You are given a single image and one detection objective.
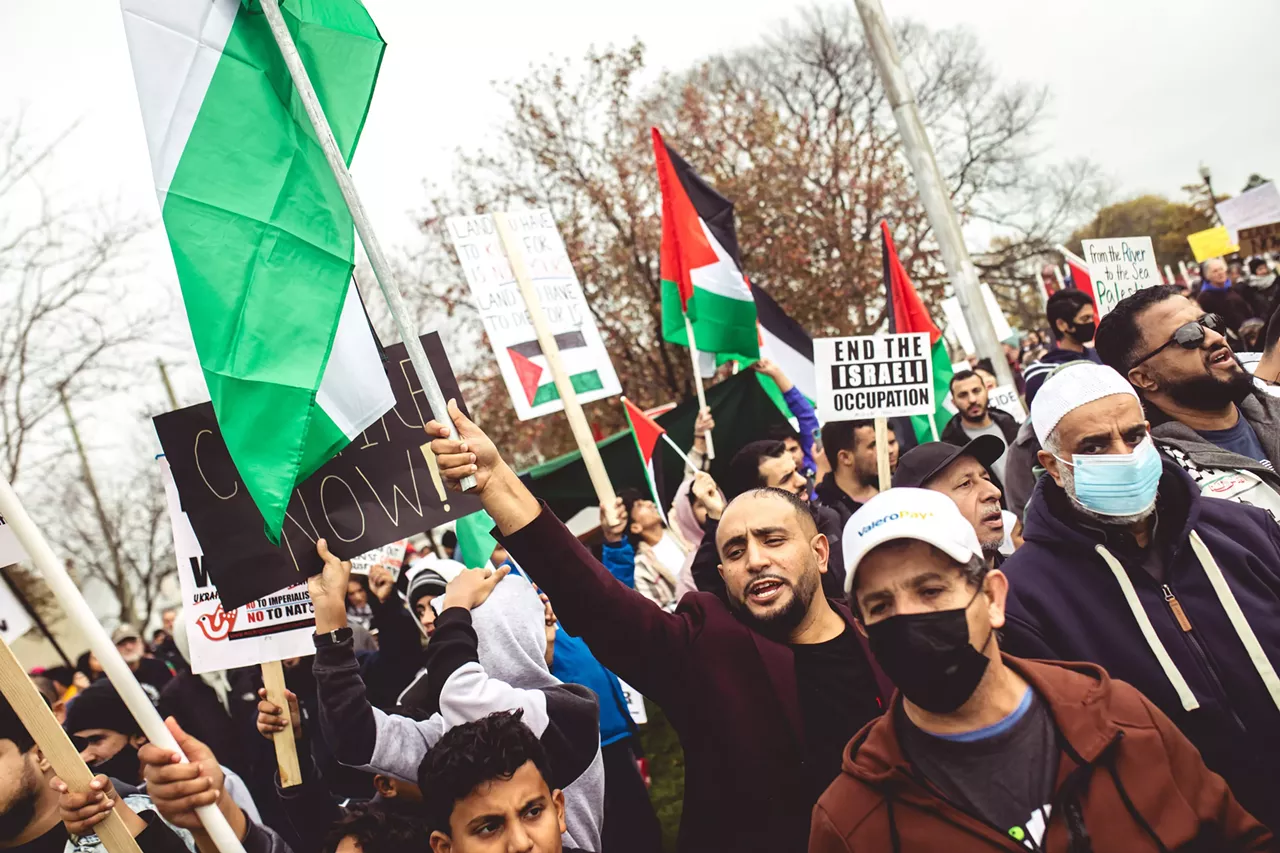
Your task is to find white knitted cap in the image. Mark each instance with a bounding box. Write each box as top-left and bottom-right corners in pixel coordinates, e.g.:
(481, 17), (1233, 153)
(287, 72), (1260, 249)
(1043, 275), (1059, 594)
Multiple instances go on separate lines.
(1031, 361), (1140, 446)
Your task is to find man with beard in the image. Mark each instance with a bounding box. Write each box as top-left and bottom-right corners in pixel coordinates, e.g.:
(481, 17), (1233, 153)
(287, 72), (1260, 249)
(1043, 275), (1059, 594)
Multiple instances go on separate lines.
(812, 488), (1272, 852)
(814, 420), (899, 525)
(999, 361), (1280, 829)
(63, 682), (260, 826)
(891, 437), (1008, 567)
(940, 371), (1018, 488)
(1096, 285), (1280, 516)
(111, 626), (172, 704)
(420, 400), (892, 853)
(0, 695), (193, 853)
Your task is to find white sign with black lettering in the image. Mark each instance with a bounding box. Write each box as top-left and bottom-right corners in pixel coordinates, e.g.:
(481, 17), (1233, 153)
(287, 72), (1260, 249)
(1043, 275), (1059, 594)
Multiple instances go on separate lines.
(814, 333), (935, 422)
(988, 385), (1027, 424)
(160, 458), (315, 674)
(616, 677), (648, 725)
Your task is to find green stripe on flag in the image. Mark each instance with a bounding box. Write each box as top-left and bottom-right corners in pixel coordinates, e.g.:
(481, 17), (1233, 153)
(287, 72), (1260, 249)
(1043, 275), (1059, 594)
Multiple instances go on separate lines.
(456, 509), (498, 568)
(531, 370), (604, 406)
(910, 338), (954, 443)
(661, 279), (760, 361)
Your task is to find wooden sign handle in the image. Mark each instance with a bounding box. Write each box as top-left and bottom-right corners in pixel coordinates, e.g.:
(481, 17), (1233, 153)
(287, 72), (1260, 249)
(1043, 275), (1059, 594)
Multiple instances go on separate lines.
(874, 417), (892, 492)
(0, 637), (142, 853)
(260, 660), (302, 788)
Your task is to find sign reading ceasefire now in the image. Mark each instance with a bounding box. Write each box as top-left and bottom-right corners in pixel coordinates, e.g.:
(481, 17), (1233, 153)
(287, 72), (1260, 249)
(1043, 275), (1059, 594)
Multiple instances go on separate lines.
(814, 333), (935, 422)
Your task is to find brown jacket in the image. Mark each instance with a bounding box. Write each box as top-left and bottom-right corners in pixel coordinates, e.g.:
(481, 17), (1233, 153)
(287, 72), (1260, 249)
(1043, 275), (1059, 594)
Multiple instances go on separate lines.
(811, 656), (1275, 852)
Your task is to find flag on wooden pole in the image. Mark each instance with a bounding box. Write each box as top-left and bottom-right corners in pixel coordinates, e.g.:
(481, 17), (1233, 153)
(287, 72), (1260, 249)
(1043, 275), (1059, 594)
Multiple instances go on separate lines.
(120, 0), (395, 541)
(651, 128), (759, 363)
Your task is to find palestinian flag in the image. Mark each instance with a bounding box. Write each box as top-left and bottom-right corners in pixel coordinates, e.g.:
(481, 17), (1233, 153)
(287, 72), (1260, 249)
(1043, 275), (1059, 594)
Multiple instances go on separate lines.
(1060, 246), (1101, 317)
(652, 128), (759, 363)
(507, 332), (605, 408)
(622, 397), (669, 525)
(882, 221), (952, 444)
(120, 0), (394, 541)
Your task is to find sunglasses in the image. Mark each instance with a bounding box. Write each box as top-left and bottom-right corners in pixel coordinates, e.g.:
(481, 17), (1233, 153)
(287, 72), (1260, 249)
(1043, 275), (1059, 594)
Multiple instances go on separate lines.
(1129, 314), (1224, 369)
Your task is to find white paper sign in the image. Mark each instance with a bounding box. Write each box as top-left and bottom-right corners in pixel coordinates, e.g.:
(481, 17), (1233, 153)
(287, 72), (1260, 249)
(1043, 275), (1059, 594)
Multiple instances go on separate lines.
(987, 384), (1027, 424)
(1217, 182), (1280, 244)
(814, 333), (935, 422)
(616, 677), (648, 725)
(350, 540), (409, 580)
(940, 284), (1014, 355)
(0, 514), (29, 568)
(446, 210), (622, 421)
(0, 578), (33, 644)
(160, 458), (315, 674)
(1081, 237), (1161, 319)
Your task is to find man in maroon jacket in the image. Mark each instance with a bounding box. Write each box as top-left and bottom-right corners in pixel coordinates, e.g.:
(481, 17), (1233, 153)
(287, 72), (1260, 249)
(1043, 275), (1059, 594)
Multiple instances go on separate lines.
(424, 401), (891, 853)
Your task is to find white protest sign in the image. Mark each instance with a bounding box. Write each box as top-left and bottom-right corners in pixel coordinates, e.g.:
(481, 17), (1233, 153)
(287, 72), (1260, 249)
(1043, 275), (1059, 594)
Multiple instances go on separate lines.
(349, 539), (409, 580)
(1081, 237), (1161, 319)
(0, 513), (29, 568)
(814, 333), (935, 422)
(616, 677), (648, 725)
(161, 458), (315, 674)
(939, 284), (1014, 355)
(0, 578), (33, 644)
(446, 210), (622, 421)
(1217, 181), (1280, 243)
(988, 384), (1027, 424)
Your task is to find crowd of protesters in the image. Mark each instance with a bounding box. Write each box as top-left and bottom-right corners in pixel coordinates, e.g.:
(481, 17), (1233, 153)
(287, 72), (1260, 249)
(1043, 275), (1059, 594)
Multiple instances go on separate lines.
(4, 254), (1280, 853)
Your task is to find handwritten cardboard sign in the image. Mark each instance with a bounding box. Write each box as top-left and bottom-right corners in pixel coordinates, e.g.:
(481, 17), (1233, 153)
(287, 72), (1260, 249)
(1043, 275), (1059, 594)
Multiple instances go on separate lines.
(814, 333), (935, 422)
(1081, 237), (1161, 319)
(154, 333), (481, 611)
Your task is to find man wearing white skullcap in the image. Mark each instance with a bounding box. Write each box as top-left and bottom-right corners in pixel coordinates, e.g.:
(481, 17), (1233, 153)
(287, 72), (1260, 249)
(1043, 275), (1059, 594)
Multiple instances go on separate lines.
(999, 358), (1280, 828)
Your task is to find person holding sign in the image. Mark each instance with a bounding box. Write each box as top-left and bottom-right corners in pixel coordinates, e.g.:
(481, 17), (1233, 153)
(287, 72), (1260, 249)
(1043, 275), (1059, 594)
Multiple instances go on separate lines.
(814, 421), (899, 527)
(422, 401), (891, 853)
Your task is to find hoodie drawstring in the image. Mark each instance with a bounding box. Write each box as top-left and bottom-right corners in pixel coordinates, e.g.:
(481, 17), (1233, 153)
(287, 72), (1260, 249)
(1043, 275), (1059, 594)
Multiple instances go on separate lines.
(1105, 757), (1171, 853)
(1095, 544), (1201, 711)
(885, 792), (901, 853)
(1188, 530), (1280, 712)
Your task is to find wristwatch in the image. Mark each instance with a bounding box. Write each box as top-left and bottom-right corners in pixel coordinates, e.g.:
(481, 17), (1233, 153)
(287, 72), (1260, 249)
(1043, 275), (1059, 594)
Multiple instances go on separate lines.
(314, 626), (353, 648)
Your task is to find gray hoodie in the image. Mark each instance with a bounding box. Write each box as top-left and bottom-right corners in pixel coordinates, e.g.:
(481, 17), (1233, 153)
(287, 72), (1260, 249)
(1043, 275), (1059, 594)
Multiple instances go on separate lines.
(315, 573), (604, 853)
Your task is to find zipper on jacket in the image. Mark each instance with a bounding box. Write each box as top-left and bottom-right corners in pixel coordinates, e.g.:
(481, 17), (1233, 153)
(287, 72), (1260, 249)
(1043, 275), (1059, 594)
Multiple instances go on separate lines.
(1159, 581), (1247, 734)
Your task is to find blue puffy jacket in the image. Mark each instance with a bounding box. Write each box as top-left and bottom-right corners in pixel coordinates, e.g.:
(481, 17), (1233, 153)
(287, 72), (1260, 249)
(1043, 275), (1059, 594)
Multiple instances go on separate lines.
(1001, 459), (1280, 828)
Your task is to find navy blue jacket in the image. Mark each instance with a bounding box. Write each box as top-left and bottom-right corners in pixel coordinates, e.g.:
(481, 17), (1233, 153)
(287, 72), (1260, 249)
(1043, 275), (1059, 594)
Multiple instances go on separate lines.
(1001, 459), (1280, 829)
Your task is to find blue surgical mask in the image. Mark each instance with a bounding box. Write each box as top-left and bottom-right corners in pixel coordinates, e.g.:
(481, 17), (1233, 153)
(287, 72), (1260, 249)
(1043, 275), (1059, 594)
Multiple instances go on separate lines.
(1058, 436), (1163, 517)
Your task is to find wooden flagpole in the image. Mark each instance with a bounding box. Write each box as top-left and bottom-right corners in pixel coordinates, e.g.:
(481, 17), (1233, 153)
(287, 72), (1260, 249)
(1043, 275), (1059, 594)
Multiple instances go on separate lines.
(0, 475), (245, 853)
(0, 636), (142, 853)
(874, 418), (892, 491)
(682, 314), (716, 460)
(257, 0), (475, 494)
(491, 213), (619, 525)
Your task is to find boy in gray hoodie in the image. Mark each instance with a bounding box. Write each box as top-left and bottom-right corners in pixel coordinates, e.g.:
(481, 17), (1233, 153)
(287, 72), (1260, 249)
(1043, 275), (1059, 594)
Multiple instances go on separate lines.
(303, 542), (604, 853)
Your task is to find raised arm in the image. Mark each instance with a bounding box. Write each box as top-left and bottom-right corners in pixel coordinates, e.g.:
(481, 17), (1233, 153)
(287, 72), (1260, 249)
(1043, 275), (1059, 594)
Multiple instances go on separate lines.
(427, 401), (697, 706)
(755, 358), (817, 473)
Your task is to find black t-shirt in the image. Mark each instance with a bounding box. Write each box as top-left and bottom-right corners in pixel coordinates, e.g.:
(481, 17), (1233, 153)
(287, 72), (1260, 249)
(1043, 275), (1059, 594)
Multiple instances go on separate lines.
(898, 687), (1059, 849)
(10, 822), (68, 853)
(131, 658), (174, 704)
(791, 624), (883, 802)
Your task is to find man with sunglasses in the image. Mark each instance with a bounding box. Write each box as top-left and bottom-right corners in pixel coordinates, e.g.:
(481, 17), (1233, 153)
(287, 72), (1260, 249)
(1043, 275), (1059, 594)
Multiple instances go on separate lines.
(1096, 285), (1280, 517)
(999, 361), (1280, 829)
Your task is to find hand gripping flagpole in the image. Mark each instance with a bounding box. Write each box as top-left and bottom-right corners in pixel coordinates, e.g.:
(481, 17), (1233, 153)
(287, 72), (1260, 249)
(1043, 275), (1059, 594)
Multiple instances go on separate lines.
(0, 473), (246, 853)
(258, 0), (476, 492)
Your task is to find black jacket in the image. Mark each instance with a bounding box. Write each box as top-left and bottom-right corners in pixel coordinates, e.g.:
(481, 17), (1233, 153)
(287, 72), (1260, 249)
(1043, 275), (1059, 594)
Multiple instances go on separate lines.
(939, 406), (1020, 447)
(814, 473), (864, 529)
(690, 501), (847, 603)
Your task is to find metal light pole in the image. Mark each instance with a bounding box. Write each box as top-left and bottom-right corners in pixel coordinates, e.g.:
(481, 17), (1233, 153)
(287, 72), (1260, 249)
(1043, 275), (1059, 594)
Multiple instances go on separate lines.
(851, 0), (1015, 389)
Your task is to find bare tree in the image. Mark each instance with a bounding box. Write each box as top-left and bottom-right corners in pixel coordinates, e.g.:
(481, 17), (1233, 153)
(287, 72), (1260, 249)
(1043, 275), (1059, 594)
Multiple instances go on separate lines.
(0, 114), (152, 488)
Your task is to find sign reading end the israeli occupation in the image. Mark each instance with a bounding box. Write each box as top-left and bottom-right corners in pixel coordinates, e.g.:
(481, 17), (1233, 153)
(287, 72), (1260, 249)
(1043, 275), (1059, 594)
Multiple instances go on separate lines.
(814, 333), (935, 422)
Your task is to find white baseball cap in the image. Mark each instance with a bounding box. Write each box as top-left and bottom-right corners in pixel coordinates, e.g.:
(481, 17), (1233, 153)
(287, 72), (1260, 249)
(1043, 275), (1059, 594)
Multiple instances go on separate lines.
(842, 488), (984, 595)
(1031, 361), (1139, 447)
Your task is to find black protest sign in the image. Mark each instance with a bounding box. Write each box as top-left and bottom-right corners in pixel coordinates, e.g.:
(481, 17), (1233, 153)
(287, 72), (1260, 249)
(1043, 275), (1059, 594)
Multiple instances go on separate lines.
(154, 333), (481, 611)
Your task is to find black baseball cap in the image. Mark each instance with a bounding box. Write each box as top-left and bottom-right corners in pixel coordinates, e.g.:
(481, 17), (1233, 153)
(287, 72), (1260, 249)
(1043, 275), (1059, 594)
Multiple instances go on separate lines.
(891, 436), (1006, 488)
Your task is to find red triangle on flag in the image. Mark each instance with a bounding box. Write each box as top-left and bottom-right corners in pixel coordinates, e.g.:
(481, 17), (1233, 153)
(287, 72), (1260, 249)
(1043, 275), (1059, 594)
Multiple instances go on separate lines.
(622, 397), (665, 464)
(881, 221), (942, 345)
(1065, 257), (1100, 317)
(652, 127), (719, 311)
(508, 347), (544, 405)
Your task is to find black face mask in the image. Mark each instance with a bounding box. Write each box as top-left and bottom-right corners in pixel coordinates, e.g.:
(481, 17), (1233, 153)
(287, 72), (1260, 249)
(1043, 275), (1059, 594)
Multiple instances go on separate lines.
(864, 589), (992, 714)
(92, 743), (140, 784)
(1068, 320), (1097, 343)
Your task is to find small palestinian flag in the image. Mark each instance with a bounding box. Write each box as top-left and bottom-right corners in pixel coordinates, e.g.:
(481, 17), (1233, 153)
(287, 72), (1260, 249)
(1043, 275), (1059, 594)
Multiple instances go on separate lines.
(882, 221), (952, 444)
(622, 397), (670, 526)
(507, 332), (605, 408)
(652, 128), (760, 363)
